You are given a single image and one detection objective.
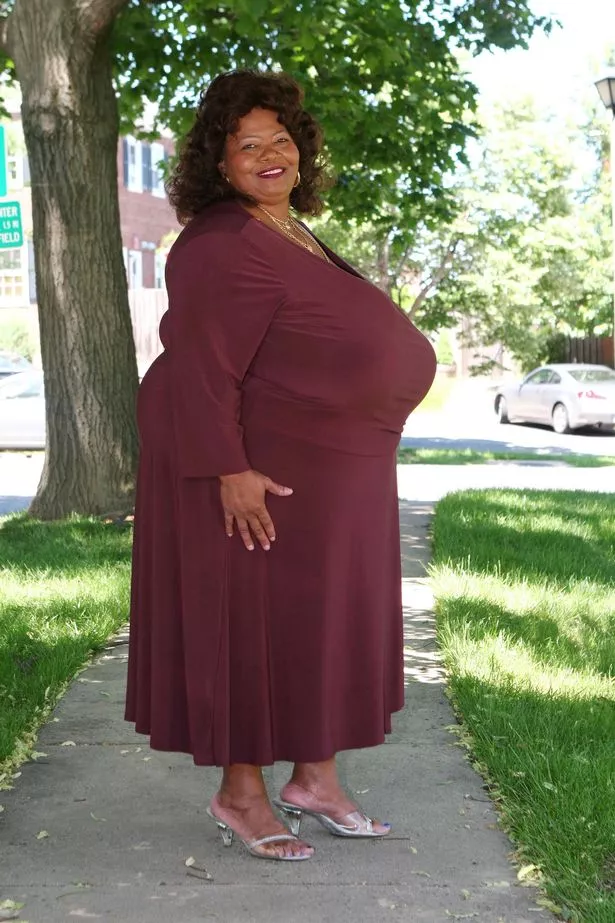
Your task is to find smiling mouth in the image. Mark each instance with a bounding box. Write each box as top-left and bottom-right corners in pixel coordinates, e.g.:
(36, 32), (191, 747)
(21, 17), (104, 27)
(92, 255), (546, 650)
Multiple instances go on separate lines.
(257, 167), (286, 178)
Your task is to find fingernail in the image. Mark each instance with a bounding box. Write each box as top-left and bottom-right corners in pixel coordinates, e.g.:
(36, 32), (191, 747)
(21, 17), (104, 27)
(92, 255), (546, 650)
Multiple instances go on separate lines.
(247, 545), (254, 551)
(270, 535), (276, 542)
(264, 544), (270, 551)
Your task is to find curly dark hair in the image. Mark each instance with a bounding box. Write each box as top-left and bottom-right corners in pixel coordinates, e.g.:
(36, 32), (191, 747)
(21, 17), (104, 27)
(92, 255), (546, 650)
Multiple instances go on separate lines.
(166, 70), (329, 224)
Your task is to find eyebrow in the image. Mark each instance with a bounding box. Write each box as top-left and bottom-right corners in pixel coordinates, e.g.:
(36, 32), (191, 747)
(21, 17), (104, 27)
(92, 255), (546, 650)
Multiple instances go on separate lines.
(234, 128), (289, 142)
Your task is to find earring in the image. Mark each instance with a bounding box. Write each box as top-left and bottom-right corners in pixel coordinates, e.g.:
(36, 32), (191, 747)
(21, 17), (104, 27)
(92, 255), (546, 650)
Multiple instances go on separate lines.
(293, 171), (301, 188)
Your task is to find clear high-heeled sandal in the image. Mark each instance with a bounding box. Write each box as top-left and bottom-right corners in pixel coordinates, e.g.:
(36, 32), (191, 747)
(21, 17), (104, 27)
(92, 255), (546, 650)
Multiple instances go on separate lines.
(274, 798), (391, 838)
(206, 806), (314, 861)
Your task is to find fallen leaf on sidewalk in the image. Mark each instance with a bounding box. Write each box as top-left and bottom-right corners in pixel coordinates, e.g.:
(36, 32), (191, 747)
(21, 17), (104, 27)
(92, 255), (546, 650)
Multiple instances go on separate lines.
(60, 741), (76, 747)
(536, 897), (563, 914)
(517, 863), (542, 884)
(0, 899), (25, 921)
(90, 813), (106, 822)
(35, 830), (49, 839)
(0, 805), (4, 813)
(444, 912), (478, 920)
(184, 857), (213, 881)
(30, 752), (47, 760)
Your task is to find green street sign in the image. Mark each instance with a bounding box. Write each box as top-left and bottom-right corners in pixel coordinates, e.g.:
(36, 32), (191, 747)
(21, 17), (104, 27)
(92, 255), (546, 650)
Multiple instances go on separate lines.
(0, 201), (23, 249)
(0, 126), (6, 198)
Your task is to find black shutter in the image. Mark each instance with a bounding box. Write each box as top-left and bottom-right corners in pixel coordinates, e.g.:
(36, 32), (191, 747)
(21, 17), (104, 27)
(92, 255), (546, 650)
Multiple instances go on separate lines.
(122, 139), (129, 187)
(142, 143), (152, 192)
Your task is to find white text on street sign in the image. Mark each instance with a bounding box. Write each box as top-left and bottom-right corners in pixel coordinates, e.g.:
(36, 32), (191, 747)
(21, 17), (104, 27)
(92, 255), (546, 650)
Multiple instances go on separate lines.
(0, 201), (23, 249)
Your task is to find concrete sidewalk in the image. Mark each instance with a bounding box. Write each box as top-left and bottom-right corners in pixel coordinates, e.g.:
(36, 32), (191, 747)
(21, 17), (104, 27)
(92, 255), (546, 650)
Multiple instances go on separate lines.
(0, 502), (551, 922)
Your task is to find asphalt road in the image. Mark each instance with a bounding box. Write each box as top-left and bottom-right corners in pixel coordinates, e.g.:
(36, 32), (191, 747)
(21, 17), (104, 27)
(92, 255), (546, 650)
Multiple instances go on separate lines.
(402, 384), (615, 458)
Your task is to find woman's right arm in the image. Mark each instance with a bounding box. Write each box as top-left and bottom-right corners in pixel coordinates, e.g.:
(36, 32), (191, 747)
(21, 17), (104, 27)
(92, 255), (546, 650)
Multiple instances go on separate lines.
(164, 229), (291, 549)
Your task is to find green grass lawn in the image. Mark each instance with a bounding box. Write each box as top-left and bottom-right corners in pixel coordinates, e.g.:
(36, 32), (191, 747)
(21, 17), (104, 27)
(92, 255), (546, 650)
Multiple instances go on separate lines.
(398, 447), (615, 467)
(431, 490), (615, 922)
(0, 514), (131, 778)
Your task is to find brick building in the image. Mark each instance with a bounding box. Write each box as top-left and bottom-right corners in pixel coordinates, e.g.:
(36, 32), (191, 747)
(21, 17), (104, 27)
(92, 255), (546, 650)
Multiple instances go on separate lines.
(0, 108), (179, 308)
(117, 135), (179, 289)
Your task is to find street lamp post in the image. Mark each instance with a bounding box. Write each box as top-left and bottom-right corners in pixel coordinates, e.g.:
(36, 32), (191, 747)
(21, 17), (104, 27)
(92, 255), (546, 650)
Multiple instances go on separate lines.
(595, 76), (615, 367)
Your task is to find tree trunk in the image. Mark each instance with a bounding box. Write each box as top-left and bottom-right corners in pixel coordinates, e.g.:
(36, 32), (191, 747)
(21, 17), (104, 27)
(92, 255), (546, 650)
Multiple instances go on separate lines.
(8, 0), (138, 519)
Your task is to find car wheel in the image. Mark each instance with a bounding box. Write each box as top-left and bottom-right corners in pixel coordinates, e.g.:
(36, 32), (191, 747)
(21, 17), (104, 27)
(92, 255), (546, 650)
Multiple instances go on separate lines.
(496, 396), (509, 424)
(552, 403), (570, 435)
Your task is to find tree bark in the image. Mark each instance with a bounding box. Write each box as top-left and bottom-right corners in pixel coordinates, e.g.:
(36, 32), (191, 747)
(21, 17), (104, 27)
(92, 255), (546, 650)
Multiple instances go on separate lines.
(8, 0), (138, 519)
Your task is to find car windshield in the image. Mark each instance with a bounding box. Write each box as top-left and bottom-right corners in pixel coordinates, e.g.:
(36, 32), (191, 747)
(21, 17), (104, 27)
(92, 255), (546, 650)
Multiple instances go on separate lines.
(567, 368), (615, 384)
(0, 370), (43, 398)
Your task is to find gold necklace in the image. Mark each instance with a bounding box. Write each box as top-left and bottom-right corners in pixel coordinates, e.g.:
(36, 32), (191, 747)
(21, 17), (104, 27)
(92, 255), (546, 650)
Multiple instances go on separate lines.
(255, 204), (332, 263)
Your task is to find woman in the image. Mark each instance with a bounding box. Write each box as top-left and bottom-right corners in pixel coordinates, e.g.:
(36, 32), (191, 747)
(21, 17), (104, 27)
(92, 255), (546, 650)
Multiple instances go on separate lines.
(125, 70), (436, 862)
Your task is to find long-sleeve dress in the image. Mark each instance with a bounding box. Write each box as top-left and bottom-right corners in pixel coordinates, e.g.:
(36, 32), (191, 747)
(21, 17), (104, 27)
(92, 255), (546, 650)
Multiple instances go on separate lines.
(125, 200), (437, 767)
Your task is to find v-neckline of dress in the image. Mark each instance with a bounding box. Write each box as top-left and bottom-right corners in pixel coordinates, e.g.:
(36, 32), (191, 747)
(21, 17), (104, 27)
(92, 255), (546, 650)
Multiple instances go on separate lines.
(230, 200), (365, 281)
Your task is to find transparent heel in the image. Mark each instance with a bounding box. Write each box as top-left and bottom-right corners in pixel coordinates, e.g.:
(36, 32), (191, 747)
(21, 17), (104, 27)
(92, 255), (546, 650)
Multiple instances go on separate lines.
(274, 797), (391, 839)
(213, 818), (234, 847)
(206, 805), (313, 861)
(278, 805), (303, 836)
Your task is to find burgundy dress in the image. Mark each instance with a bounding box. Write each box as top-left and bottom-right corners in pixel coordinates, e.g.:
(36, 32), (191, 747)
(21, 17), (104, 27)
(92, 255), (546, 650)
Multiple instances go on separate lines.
(125, 200), (436, 767)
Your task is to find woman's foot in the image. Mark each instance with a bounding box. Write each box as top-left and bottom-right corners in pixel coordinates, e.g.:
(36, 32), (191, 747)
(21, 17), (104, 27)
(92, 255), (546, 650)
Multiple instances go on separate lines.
(212, 790), (314, 859)
(281, 761), (390, 835)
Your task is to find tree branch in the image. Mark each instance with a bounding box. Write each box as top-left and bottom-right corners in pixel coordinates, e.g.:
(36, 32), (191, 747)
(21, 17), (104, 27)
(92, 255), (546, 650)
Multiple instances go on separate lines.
(390, 241), (414, 292)
(77, 0), (130, 35)
(408, 236), (461, 318)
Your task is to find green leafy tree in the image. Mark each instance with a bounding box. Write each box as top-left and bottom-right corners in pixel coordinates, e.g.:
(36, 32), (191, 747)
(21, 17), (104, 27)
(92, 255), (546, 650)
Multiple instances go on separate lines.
(0, 0), (550, 517)
(322, 96), (611, 373)
(429, 100), (613, 371)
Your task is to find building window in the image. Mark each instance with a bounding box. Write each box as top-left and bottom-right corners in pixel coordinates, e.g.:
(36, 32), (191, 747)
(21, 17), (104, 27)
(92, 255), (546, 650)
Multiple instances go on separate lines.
(141, 143), (152, 192)
(7, 156), (23, 190)
(127, 249), (143, 288)
(150, 142), (167, 198)
(122, 137), (143, 193)
(0, 246), (26, 304)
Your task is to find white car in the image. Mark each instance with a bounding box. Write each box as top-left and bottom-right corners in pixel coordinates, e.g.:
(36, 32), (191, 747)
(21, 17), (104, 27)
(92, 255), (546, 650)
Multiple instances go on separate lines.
(0, 369), (45, 448)
(494, 364), (615, 434)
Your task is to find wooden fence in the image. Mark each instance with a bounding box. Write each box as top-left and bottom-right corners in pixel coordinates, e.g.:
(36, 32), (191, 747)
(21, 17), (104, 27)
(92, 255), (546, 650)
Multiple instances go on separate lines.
(128, 288), (168, 376)
(563, 335), (614, 368)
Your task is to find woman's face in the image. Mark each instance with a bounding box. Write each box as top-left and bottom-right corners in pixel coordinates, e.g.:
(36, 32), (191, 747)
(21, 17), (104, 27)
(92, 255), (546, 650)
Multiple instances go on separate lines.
(220, 107), (300, 207)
